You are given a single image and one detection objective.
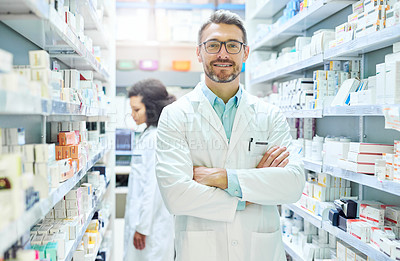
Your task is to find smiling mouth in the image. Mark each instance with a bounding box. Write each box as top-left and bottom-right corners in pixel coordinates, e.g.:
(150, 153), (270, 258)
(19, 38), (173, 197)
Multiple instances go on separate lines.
(213, 64), (233, 67)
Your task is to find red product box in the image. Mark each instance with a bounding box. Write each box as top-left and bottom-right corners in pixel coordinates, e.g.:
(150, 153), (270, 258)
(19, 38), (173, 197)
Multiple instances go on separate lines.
(59, 132), (75, 146)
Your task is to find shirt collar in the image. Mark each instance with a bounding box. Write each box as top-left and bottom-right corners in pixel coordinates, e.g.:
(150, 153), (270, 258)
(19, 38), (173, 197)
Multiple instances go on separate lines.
(201, 82), (242, 108)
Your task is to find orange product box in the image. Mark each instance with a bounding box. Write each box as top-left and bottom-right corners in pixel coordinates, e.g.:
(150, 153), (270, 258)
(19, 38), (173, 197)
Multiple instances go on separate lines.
(70, 144), (81, 159)
(62, 146), (71, 159)
(72, 155), (85, 171)
(172, 60), (191, 71)
(59, 132), (75, 146)
(55, 146), (63, 160)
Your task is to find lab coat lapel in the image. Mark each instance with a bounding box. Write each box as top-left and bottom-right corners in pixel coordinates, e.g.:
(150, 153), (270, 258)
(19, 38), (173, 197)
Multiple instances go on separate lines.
(227, 90), (256, 159)
(189, 84), (228, 147)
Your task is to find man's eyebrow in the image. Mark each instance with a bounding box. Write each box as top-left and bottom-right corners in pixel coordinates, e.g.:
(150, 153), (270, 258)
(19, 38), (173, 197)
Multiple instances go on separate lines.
(203, 38), (242, 42)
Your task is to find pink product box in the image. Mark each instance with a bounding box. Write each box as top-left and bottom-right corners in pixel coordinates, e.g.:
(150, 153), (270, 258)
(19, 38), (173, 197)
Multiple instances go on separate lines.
(139, 60), (158, 71)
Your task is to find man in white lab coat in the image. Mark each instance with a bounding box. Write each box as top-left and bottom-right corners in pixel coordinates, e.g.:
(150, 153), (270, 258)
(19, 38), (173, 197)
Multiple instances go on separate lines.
(156, 10), (305, 261)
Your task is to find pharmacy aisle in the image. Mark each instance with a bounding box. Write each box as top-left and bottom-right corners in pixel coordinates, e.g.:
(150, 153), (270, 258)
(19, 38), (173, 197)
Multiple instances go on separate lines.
(0, 0), (116, 260)
(246, 0), (400, 260)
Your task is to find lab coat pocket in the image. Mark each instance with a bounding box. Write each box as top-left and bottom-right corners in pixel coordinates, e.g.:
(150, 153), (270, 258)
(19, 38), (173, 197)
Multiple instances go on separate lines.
(250, 141), (268, 157)
(250, 230), (285, 261)
(179, 231), (217, 261)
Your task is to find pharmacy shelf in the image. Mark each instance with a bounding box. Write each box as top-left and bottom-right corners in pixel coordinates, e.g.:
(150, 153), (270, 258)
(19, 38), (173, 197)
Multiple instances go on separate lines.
(81, 0), (110, 49)
(250, 54), (324, 85)
(0, 0), (49, 19)
(302, 158), (323, 173)
(282, 105), (400, 118)
(252, 0), (355, 50)
(248, 0), (290, 20)
(0, 90), (108, 120)
(0, 149), (107, 255)
(285, 203), (394, 260)
(88, 215), (112, 261)
(324, 24), (400, 60)
(321, 221), (393, 261)
(1, 7), (110, 82)
(282, 239), (305, 261)
(284, 109), (323, 119)
(323, 164), (400, 197)
(284, 109), (323, 118)
(60, 185), (108, 261)
(285, 203), (323, 228)
(324, 105), (384, 116)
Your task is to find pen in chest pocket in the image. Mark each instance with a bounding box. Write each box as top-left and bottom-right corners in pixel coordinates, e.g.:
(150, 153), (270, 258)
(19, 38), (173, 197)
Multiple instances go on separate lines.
(248, 138), (269, 151)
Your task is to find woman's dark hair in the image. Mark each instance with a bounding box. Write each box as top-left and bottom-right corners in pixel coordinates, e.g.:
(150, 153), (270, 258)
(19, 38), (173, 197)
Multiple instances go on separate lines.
(128, 79), (176, 127)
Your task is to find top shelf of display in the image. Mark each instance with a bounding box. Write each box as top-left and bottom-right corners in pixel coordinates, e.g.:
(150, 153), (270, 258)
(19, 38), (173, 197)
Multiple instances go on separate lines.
(248, 0), (290, 20)
(0, 0), (111, 82)
(252, 0), (356, 50)
(0, 0), (49, 19)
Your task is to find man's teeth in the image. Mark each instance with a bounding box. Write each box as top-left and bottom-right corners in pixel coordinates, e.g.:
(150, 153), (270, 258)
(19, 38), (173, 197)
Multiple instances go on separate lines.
(215, 64), (231, 67)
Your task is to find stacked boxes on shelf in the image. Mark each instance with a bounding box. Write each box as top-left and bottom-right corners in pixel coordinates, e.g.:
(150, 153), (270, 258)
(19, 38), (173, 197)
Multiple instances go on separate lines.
(328, 199), (400, 259)
(338, 142), (394, 175)
(330, 0), (400, 48)
(282, 206), (337, 259)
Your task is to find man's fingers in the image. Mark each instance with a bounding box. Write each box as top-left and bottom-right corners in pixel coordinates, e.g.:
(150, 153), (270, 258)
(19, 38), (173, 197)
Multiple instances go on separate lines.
(277, 158), (289, 168)
(257, 146), (279, 168)
(263, 147), (287, 167)
(271, 151), (290, 167)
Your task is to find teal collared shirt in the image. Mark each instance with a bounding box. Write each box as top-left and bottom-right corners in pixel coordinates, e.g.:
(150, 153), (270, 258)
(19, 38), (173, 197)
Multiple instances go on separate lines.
(201, 83), (245, 211)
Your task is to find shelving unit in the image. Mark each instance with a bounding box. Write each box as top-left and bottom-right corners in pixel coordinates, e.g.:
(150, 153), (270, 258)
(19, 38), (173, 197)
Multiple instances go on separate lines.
(323, 165), (400, 197)
(252, 0), (355, 50)
(0, 0), (116, 259)
(1, 6), (110, 82)
(60, 185), (109, 261)
(246, 0), (400, 259)
(321, 222), (394, 261)
(0, 149), (108, 255)
(324, 24), (400, 59)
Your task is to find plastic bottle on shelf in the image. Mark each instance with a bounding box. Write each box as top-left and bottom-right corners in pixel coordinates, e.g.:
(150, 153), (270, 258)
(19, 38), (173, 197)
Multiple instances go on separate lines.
(311, 135), (324, 161)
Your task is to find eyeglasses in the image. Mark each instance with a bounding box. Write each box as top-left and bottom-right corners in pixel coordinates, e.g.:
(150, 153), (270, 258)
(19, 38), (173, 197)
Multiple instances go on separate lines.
(199, 40), (246, 54)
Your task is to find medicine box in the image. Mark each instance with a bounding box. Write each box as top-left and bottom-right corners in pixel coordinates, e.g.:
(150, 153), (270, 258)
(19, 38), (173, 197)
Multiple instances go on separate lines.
(29, 50), (50, 69)
(349, 142), (394, 154)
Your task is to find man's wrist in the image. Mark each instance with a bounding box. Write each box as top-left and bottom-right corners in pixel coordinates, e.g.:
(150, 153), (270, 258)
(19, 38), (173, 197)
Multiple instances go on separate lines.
(216, 168), (228, 189)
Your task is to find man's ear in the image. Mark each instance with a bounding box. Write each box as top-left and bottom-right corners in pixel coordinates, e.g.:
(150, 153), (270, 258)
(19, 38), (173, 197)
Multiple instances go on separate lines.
(196, 46), (203, 63)
(242, 45), (250, 63)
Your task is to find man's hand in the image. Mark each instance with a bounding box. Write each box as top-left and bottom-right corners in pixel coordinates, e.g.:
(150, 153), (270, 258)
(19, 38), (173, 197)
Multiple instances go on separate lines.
(193, 167), (227, 189)
(257, 146), (289, 168)
(133, 231), (146, 250)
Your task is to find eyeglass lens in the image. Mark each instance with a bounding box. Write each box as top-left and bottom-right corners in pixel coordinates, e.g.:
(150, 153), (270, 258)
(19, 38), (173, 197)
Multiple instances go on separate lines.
(205, 41), (242, 54)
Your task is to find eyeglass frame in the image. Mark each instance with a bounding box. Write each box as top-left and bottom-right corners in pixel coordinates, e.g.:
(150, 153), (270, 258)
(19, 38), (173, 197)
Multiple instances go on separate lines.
(198, 39), (247, 54)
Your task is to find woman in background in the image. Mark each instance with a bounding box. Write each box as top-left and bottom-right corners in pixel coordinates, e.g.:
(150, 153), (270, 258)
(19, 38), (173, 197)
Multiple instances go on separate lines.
(124, 79), (175, 261)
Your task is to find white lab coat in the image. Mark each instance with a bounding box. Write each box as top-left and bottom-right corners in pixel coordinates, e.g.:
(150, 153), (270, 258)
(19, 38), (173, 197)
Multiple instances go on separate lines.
(124, 126), (174, 261)
(156, 83), (305, 261)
